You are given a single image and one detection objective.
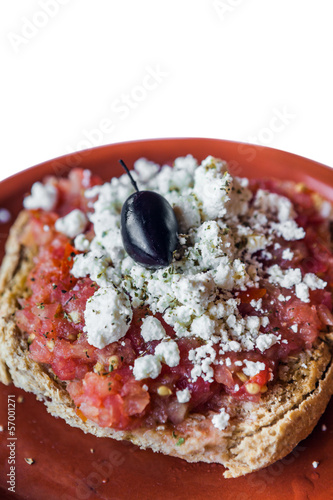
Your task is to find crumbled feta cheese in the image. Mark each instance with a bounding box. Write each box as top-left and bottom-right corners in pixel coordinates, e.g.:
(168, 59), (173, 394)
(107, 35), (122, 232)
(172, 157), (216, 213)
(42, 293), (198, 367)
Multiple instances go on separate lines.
(174, 154), (198, 173)
(72, 251), (112, 287)
(141, 316), (166, 342)
(55, 209), (88, 238)
(295, 283), (310, 303)
(23, 182), (58, 211)
(189, 343), (216, 382)
(256, 334), (280, 352)
(254, 190), (295, 222)
(290, 324), (298, 333)
(134, 157), (160, 181)
(261, 317), (270, 327)
(261, 250), (273, 260)
(74, 234), (90, 251)
(268, 266), (302, 288)
(84, 286), (132, 348)
(155, 340), (180, 367)
(243, 360), (266, 378)
(191, 314), (216, 341)
(246, 234), (267, 254)
(169, 193), (201, 232)
(176, 388), (191, 403)
(303, 273), (327, 290)
(171, 272), (216, 313)
(312, 461), (319, 469)
(278, 294), (291, 302)
(228, 340), (242, 352)
(250, 298), (262, 311)
(246, 316), (260, 331)
(272, 220), (305, 241)
(66, 154), (325, 374)
(133, 355), (162, 380)
(282, 248), (294, 260)
(212, 408), (230, 431)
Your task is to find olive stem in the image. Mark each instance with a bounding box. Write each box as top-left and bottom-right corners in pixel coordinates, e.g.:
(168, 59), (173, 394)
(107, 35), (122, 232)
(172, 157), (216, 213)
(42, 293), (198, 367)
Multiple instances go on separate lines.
(119, 159), (139, 192)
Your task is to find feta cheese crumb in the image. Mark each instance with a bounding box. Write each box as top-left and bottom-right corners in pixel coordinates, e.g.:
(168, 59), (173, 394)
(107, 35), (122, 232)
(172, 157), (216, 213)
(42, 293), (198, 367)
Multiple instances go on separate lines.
(312, 461), (319, 469)
(268, 266), (302, 288)
(272, 220), (305, 241)
(189, 343), (216, 382)
(134, 157), (159, 181)
(84, 286), (132, 348)
(278, 294), (291, 302)
(133, 355), (162, 380)
(141, 316), (166, 342)
(282, 248), (294, 260)
(74, 234), (90, 251)
(261, 316), (270, 327)
(290, 324), (298, 333)
(155, 340), (180, 367)
(176, 388), (191, 403)
(256, 334), (280, 352)
(250, 298), (263, 311)
(55, 209), (88, 238)
(243, 360), (266, 378)
(212, 408), (230, 431)
(23, 182), (58, 211)
(295, 283), (310, 303)
(303, 273), (327, 290)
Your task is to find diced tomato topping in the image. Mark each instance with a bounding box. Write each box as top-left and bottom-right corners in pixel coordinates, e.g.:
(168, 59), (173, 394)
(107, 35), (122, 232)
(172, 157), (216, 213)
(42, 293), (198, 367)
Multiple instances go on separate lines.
(16, 172), (333, 431)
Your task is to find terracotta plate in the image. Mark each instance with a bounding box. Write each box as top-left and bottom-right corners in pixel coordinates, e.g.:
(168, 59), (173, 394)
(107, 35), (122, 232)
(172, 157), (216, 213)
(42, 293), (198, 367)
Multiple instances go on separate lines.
(0, 138), (333, 500)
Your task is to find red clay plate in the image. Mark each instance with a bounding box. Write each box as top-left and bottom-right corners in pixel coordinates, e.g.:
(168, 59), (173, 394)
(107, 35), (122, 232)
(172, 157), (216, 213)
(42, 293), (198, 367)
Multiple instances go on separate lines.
(0, 138), (333, 500)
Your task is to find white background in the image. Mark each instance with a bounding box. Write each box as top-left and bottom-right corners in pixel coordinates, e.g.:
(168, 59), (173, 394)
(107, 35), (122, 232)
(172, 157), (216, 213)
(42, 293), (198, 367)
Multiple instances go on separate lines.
(1, 0), (333, 182)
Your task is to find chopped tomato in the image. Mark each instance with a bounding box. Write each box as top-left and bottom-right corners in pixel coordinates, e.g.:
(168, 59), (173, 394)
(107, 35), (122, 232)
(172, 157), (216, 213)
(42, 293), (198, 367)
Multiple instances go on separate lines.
(16, 171), (333, 431)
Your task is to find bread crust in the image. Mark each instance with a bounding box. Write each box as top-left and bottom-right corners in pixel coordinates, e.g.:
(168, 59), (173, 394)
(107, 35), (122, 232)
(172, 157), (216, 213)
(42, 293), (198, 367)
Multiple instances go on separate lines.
(1, 212), (333, 478)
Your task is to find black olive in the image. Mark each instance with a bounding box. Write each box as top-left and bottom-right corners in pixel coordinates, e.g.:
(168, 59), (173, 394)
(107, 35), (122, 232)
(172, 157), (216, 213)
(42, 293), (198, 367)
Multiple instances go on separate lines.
(121, 191), (178, 269)
(119, 160), (178, 269)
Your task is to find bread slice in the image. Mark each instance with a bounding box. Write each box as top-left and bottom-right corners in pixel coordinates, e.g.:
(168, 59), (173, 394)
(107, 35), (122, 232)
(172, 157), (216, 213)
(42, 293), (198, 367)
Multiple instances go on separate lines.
(1, 211), (333, 478)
